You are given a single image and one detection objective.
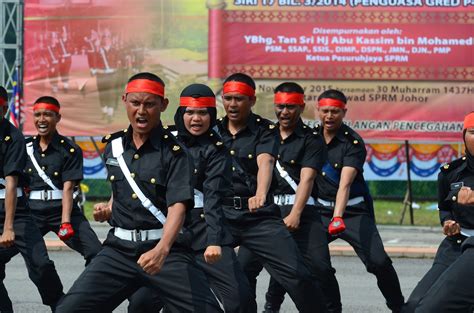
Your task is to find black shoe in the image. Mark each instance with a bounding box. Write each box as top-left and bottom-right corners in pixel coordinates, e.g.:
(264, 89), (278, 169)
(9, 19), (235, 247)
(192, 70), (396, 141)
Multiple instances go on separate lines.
(262, 303), (280, 313)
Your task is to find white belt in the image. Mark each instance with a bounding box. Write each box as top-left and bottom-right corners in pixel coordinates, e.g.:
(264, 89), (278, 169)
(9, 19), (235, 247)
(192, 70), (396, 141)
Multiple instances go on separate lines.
(0, 188), (23, 199)
(274, 194), (315, 206)
(317, 196), (364, 207)
(114, 227), (163, 241)
(29, 190), (63, 201)
(461, 228), (474, 237)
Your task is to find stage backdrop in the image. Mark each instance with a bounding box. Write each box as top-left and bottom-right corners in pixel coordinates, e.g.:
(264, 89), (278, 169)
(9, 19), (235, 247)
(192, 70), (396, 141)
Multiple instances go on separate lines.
(22, 0), (473, 180)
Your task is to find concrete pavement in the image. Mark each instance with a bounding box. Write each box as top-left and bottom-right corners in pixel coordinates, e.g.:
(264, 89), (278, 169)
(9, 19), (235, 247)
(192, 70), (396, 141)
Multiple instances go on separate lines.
(44, 222), (445, 258)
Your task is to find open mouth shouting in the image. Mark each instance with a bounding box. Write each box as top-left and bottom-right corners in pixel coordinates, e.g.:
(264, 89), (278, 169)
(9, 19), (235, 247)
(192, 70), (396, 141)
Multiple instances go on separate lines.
(135, 116), (149, 129)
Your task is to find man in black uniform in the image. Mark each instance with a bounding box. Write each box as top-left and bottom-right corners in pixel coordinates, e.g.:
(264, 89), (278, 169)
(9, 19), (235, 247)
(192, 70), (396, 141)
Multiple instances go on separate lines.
(127, 83), (253, 313)
(216, 73), (326, 313)
(23, 96), (102, 265)
(402, 113), (474, 312)
(56, 73), (223, 313)
(243, 82), (342, 313)
(314, 89), (404, 313)
(414, 111), (474, 313)
(0, 87), (64, 312)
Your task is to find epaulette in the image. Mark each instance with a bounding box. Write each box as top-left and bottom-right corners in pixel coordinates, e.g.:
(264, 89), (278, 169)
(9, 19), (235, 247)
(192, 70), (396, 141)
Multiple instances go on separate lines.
(440, 156), (466, 172)
(302, 123), (319, 137)
(162, 127), (184, 156)
(1, 125), (12, 144)
(342, 129), (361, 146)
(163, 124), (177, 132)
(58, 135), (79, 155)
(208, 129), (225, 149)
(254, 114), (276, 131)
(102, 129), (126, 143)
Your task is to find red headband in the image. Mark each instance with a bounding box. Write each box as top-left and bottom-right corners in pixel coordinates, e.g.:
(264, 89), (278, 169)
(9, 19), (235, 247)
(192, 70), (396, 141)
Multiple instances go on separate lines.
(318, 98), (346, 109)
(464, 112), (474, 130)
(33, 102), (60, 113)
(180, 96), (216, 108)
(0, 98), (6, 107)
(223, 81), (255, 97)
(274, 92), (305, 106)
(125, 79), (164, 97)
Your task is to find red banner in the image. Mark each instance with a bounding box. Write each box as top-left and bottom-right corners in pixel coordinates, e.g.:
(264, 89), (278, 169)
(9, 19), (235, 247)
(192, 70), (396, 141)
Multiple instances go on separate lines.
(211, 10), (473, 80)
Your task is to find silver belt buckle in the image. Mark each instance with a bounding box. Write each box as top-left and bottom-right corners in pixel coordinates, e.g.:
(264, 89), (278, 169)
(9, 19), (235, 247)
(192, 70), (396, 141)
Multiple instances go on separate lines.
(233, 196), (242, 210)
(135, 230), (142, 241)
(42, 190), (50, 201)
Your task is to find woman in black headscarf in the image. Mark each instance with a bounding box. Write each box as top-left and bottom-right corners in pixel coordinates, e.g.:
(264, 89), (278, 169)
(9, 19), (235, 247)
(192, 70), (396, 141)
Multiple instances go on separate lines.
(175, 83), (255, 312)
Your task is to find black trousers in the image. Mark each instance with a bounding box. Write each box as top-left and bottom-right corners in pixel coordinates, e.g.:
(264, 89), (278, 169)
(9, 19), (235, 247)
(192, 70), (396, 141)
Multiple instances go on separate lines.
(229, 204), (326, 313)
(415, 244), (474, 313)
(31, 206), (102, 265)
(56, 233), (223, 313)
(0, 212), (64, 312)
(320, 208), (405, 311)
(402, 235), (464, 313)
(246, 204), (342, 312)
(128, 246), (254, 313)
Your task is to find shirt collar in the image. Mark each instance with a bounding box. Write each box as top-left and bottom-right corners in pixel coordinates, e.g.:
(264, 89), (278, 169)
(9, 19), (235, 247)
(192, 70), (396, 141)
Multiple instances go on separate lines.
(276, 119), (306, 139)
(33, 131), (62, 151)
(124, 124), (164, 151)
(221, 112), (259, 135)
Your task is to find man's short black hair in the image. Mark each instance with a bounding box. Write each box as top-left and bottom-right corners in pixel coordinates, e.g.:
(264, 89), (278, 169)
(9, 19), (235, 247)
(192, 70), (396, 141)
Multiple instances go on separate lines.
(317, 89), (347, 104)
(34, 96), (61, 108)
(128, 72), (165, 87)
(274, 82), (304, 94)
(223, 73), (256, 90)
(0, 86), (7, 101)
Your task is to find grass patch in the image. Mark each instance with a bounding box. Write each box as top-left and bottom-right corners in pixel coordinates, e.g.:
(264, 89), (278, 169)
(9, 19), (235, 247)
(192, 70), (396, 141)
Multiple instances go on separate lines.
(373, 200), (439, 226)
(82, 199), (441, 227)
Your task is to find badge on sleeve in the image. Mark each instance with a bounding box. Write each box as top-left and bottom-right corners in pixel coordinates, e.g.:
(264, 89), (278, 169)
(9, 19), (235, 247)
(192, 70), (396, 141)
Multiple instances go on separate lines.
(450, 182), (464, 190)
(106, 158), (119, 167)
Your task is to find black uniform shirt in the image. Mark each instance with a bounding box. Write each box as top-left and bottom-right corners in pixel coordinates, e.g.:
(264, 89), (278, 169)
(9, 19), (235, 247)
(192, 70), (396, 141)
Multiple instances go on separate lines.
(314, 123), (367, 205)
(0, 119), (27, 212)
(216, 113), (279, 197)
(438, 157), (474, 228)
(25, 132), (83, 210)
(103, 125), (194, 230)
(274, 119), (326, 196)
(179, 131), (234, 249)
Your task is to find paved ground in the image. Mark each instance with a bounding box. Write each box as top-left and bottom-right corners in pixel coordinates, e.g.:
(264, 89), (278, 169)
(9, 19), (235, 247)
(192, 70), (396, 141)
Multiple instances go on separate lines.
(44, 223), (446, 258)
(2, 223), (444, 312)
(4, 253), (430, 313)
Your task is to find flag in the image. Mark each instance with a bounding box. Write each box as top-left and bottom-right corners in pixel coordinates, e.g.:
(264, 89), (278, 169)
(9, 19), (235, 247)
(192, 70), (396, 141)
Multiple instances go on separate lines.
(8, 70), (23, 128)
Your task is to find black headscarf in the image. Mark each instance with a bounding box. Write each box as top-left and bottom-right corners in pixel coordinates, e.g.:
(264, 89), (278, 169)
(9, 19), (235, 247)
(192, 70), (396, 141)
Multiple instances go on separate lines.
(174, 84), (217, 145)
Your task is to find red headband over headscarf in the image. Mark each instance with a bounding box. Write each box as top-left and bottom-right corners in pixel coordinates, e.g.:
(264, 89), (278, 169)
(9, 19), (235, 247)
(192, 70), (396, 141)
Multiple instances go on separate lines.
(125, 79), (164, 97)
(318, 98), (346, 109)
(223, 81), (255, 97)
(180, 96), (216, 108)
(464, 112), (474, 130)
(33, 102), (60, 113)
(274, 92), (305, 106)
